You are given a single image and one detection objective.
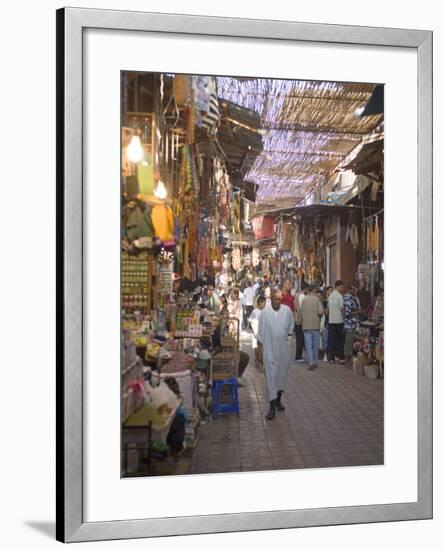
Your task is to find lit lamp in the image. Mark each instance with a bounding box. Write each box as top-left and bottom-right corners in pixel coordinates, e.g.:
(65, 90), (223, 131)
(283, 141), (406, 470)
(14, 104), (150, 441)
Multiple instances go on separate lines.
(154, 180), (167, 200)
(126, 134), (144, 163)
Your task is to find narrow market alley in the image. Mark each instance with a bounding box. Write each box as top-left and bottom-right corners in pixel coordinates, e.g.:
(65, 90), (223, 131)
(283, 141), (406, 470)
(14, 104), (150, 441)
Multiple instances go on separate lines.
(190, 330), (383, 474)
(120, 72), (385, 478)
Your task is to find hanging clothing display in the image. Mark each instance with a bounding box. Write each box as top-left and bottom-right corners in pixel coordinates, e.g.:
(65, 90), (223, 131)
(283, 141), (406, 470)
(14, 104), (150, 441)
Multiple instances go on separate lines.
(197, 77), (220, 135)
(356, 263), (381, 298)
(350, 224), (359, 249)
(366, 216), (382, 261)
(197, 238), (210, 271)
(372, 294), (384, 324)
(173, 75), (191, 105)
(182, 237), (191, 279)
(192, 75), (211, 112)
(230, 193), (241, 234)
(374, 217), (380, 260)
(290, 223), (303, 259)
(370, 179), (380, 201)
(282, 223), (292, 251)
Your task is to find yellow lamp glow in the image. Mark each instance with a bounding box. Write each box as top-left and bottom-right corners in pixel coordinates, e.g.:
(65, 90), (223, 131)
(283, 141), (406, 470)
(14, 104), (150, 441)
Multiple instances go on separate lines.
(155, 180), (167, 200)
(126, 135), (144, 163)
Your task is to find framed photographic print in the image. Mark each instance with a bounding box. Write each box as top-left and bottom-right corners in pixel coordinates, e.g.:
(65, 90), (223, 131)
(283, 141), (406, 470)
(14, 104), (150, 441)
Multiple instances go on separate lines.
(56, 6), (433, 543)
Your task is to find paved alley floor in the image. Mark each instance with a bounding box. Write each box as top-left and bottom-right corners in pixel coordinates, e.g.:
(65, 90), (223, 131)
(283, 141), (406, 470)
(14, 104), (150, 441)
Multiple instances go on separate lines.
(189, 330), (384, 474)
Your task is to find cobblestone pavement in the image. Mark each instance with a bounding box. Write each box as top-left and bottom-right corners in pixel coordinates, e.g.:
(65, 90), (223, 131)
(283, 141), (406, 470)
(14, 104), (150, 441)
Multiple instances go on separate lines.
(189, 331), (384, 474)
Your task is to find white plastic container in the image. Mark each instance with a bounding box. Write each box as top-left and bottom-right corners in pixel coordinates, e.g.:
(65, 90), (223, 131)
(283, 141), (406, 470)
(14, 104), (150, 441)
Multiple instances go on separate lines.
(151, 369), (193, 411)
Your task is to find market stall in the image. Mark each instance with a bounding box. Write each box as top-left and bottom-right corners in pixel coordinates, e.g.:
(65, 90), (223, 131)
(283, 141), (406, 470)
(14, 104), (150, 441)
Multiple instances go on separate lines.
(120, 73), (252, 476)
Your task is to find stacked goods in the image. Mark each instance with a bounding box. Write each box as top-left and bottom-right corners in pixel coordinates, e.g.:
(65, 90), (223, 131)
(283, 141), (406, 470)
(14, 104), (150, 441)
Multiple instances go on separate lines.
(175, 305), (203, 337)
(122, 252), (149, 312)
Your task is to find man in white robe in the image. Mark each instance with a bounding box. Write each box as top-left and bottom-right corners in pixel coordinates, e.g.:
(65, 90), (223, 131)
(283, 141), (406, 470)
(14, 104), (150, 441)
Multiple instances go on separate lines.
(257, 289), (294, 420)
(248, 295), (266, 369)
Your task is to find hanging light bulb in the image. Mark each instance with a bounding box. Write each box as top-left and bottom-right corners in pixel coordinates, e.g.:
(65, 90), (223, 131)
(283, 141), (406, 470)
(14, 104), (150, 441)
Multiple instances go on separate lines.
(155, 180), (167, 200)
(126, 135), (144, 163)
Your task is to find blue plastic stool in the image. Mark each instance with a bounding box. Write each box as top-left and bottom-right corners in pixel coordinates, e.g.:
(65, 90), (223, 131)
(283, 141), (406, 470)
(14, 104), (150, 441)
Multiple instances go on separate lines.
(211, 377), (240, 416)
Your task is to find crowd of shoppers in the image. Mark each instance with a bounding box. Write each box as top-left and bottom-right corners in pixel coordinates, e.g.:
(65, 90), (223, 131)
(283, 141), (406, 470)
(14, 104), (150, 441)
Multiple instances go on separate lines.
(202, 273), (365, 420)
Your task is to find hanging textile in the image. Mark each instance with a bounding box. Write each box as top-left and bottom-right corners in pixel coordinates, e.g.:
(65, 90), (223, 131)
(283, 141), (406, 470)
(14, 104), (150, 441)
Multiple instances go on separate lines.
(173, 75), (192, 106)
(345, 222), (351, 243)
(197, 238), (210, 271)
(192, 76), (211, 112)
(190, 261), (197, 281)
(136, 153), (154, 195)
(230, 193), (241, 234)
(219, 184), (229, 225)
(151, 204), (175, 246)
(190, 147), (200, 195)
(210, 244), (218, 263)
(197, 77), (220, 135)
(186, 99), (196, 145)
(379, 216), (384, 262)
(366, 219), (373, 261)
(371, 179), (380, 201)
(374, 217), (380, 261)
(183, 238), (191, 279)
(275, 219), (284, 249)
(125, 205), (154, 243)
(350, 224), (359, 250)
(290, 223), (303, 259)
(282, 224), (293, 251)
(187, 211), (198, 260)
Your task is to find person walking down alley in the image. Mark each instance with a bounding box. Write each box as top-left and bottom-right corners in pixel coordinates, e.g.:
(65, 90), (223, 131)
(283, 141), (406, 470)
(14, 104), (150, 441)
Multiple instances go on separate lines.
(242, 280), (256, 329)
(228, 287), (242, 335)
(301, 285), (324, 370)
(327, 280), (345, 364)
(257, 289), (294, 420)
(294, 282), (309, 361)
(321, 286), (332, 360)
(248, 295), (266, 369)
(280, 280), (295, 313)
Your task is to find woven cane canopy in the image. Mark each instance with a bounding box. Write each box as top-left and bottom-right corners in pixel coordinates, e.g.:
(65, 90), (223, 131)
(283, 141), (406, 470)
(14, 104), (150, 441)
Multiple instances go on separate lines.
(216, 77), (383, 208)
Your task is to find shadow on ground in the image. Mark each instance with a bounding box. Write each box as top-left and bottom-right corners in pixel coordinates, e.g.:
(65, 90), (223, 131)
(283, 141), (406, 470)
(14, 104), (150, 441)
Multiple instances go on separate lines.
(24, 521), (55, 538)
